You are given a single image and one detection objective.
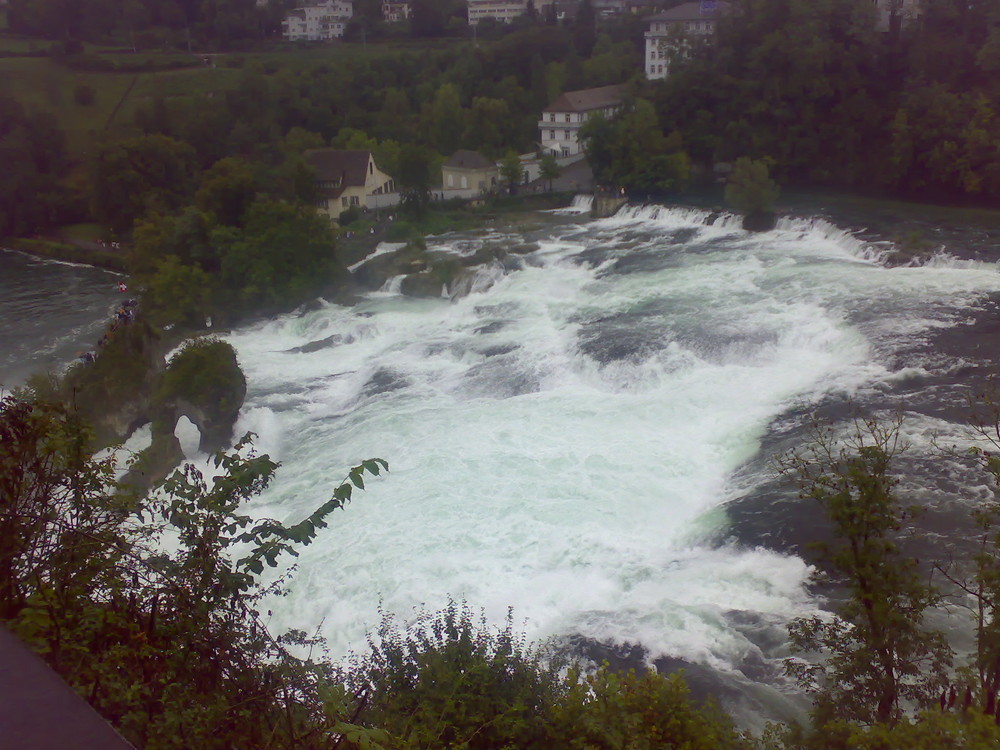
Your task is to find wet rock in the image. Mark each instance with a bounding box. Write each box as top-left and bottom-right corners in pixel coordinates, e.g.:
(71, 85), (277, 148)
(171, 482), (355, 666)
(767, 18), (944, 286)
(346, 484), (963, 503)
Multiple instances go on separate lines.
(742, 211), (777, 232)
(286, 334), (343, 354)
(400, 272), (444, 298)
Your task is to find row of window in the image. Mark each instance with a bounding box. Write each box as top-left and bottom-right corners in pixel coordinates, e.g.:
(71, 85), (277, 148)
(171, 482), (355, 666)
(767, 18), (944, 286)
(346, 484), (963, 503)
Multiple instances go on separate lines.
(547, 112), (581, 123)
(547, 130), (574, 140)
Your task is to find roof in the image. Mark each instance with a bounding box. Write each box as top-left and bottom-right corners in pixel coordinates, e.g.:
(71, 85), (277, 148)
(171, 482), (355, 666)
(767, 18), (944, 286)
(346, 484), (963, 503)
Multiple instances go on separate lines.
(647, 0), (730, 22)
(543, 84), (628, 114)
(443, 150), (496, 171)
(0, 626), (136, 749)
(304, 149), (373, 188)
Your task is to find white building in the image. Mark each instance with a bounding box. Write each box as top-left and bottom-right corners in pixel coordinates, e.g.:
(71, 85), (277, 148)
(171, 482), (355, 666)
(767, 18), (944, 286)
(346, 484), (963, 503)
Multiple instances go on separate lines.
(467, 0), (555, 24)
(467, 0), (526, 24)
(538, 84), (627, 158)
(644, 0), (729, 80)
(382, 1), (411, 22)
(282, 0), (354, 41)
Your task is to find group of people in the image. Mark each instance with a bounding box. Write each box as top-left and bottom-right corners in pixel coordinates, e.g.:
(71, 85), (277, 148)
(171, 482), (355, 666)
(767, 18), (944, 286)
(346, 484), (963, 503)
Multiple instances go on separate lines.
(76, 281), (138, 365)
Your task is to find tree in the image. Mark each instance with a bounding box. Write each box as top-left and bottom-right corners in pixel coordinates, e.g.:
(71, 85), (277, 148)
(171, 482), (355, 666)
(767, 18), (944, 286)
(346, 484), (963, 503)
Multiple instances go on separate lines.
(539, 152), (561, 191)
(195, 157), (258, 226)
(410, 0), (446, 37)
(724, 157), (780, 215)
(214, 198), (342, 314)
(778, 417), (951, 726)
(573, 0), (596, 56)
(424, 83), (465, 155)
(142, 254), (214, 329)
(0, 392), (389, 749)
(581, 100), (690, 194)
(395, 143), (433, 217)
(499, 150), (524, 193)
(344, 600), (746, 749)
(91, 134), (197, 233)
(0, 97), (70, 237)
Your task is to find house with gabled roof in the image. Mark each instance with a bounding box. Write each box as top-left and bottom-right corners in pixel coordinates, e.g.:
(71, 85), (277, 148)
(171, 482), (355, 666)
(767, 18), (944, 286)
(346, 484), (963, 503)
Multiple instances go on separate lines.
(304, 149), (396, 221)
(538, 84), (628, 158)
(441, 150), (499, 198)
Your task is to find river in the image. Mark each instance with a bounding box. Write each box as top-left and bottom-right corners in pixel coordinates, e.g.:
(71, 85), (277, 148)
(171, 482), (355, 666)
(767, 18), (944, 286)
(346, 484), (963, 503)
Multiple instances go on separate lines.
(0, 249), (120, 389)
(4, 202), (1000, 726)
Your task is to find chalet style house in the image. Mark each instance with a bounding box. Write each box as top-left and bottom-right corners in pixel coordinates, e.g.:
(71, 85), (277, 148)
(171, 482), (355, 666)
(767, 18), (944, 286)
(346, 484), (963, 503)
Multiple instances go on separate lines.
(305, 149), (396, 221)
(282, 0), (353, 41)
(644, 0), (729, 80)
(382, 1), (410, 21)
(441, 151), (499, 198)
(539, 84), (627, 158)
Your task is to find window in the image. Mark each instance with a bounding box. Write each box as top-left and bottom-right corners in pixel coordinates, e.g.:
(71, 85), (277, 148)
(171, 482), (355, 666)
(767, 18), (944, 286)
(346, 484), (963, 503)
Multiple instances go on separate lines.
(565, 114), (570, 122)
(369, 162), (373, 175)
(461, 175), (468, 188)
(447, 174), (454, 187)
(350, 196), (360, 206)
(564, 130), (570, 139)
(549, 129), (555, 139)
(549, 113), (555, 122)
(341, 197), (349, 207)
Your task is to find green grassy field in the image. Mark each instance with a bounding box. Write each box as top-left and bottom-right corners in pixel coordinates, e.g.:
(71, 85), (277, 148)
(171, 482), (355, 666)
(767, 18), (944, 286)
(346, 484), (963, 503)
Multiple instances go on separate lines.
(0, 57), (135, 152)
(0, 38), (465, 160)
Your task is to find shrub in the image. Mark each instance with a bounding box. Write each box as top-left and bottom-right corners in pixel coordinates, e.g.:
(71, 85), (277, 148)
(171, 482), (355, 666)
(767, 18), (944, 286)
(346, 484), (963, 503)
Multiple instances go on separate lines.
(725, 157), (780, 215)
(73, 82), (96, 106)
(157, 338), (244, 419)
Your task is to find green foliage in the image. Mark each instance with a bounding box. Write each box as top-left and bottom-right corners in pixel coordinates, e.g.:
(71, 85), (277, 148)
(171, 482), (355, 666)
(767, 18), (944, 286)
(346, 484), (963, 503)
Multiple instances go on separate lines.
(0, 94), (70, 237)
(61, 319), (158, 433)
(539, 152), (561, 191)
(551, 667), (747, 749)
(769, 711), (1000, 749)
(214, 198), (342, 313)
(345, 600), (565, 749)
(500, 150), (524, 192)
(142, 254), (214, 329)
(725, 157), (780, 215)
(91, 134), (197, 233)
(396, 143), (434, 218)
(778, 417), (951, 725)
(156, 338), (244, 417)
(194, 156), (258, 226)
(582, 99), (690, 194)
(343, 598), (747, 749)
(73, 82), (96, 105)
(0, 392), (389, 749)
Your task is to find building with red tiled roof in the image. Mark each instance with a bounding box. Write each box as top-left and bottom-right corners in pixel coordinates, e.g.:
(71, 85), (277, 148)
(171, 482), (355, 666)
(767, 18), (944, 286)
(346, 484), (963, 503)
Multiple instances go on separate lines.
(538, 84), (628, 158)
(304, 149), (396, 221)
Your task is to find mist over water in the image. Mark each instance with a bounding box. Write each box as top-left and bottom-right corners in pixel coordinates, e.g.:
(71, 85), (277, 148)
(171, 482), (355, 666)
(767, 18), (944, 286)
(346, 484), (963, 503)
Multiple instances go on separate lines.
(220, 206), (1000, 723)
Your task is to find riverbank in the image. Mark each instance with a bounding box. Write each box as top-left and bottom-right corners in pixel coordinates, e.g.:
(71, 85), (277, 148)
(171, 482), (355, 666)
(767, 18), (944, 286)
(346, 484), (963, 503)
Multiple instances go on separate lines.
(1, 236), (128, 273)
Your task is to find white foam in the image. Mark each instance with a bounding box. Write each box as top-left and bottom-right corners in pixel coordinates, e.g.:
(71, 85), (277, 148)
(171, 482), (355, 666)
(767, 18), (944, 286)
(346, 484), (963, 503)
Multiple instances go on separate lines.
(549, 194), (594, 214)
(219, 205), (1000, 685)
(175, 416), (201, 459)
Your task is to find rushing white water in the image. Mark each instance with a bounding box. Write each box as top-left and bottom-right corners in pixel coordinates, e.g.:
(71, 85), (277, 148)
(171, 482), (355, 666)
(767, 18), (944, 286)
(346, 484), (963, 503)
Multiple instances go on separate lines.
(220, 205), (1000, 720)
(551, 193), (594, 214)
